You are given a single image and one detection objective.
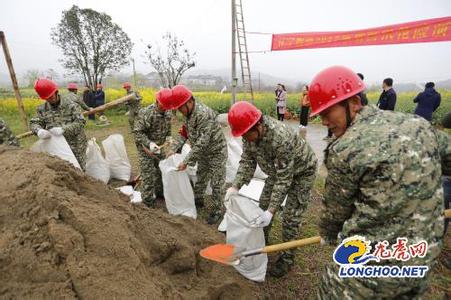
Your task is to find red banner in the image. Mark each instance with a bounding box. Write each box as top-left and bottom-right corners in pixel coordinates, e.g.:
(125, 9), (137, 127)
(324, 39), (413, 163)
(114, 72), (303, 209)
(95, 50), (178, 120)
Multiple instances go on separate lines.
(271, 17), (451, 51)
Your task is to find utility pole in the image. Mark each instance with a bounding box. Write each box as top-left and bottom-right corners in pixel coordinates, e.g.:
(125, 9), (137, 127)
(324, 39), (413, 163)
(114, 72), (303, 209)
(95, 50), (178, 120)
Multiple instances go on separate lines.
(231, 0), (237, 104)
(131, 58), (137, 88)
(258, 72), (261, 91)
(0, 31), (28, 130)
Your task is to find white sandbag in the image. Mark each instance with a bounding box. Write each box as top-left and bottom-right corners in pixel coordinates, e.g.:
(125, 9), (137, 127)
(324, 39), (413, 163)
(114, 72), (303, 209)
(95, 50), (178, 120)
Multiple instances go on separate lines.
(226, 136), (268, 180)
(85, 138), (110, 183)
(130, 191), (142, 203)
(159, 154), (197, 219)
(226, 138), (243, 183)
(239, 178), (265, 201)
(31, 134), (81, 169)
(181, 144), (198, 184)
(218, 217), (227, 232)
(225, 194), (267, 282)
(116, 186), (142, 203)
(102, 134), (131, 181)
(254, 164), (268, 180)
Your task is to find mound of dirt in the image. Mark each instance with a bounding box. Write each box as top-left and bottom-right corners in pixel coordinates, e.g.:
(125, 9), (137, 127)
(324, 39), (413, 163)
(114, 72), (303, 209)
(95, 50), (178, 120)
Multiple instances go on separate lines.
(0, 147), (258, 299)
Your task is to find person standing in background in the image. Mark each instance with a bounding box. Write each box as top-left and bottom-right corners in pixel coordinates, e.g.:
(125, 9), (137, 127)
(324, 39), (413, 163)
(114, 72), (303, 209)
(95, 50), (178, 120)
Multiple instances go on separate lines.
(299, 85), (310, 128)
(356, 73), (368, 106)
(377, 77), (397, 111)
(413, 82), (441, 122)
(94, 84), (108, 125)
(275, 83), (287, 121)
(67, 83), (92, 112)
(83, 85), (96, 120)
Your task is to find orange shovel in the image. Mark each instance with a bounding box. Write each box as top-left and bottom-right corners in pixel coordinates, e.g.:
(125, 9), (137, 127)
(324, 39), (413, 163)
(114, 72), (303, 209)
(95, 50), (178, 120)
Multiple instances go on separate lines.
(200, 236), (321, 266)
(201, 209), (451, 266)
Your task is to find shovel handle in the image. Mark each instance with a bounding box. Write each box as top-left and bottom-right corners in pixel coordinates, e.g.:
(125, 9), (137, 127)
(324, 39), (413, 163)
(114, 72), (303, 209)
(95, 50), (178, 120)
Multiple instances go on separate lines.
(262, 236), (321, 254)
(259, 208), (451, 255)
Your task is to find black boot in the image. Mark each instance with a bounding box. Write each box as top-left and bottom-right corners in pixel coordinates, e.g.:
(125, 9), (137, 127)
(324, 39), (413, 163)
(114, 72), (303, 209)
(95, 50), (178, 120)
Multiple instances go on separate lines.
(195, 197), (204, 209)
(207, 211), (222, 225)
(269, 255), (293, 278)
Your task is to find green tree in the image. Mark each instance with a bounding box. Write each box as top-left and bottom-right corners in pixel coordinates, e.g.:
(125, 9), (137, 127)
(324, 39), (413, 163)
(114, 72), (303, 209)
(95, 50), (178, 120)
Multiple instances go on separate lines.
(51, 5), (132, 89)
(145, 33), (196, 88)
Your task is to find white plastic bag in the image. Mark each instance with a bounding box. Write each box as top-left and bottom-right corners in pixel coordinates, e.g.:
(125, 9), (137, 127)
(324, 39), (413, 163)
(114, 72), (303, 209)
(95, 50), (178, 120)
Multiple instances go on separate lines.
(239, 178), (265, 201)
(31, 134), (81, 169)
(254, 164), (268, 180)
(159, 154), (197, 219)
(85, 138), (110, 183)
(116, 185), (142, 203)
(225, 194), (267, 282)
(181, 144), (198, 184)
(102, 134), (131, 181)
(226, 136), (268, 180)
(226, 138), (243, 183)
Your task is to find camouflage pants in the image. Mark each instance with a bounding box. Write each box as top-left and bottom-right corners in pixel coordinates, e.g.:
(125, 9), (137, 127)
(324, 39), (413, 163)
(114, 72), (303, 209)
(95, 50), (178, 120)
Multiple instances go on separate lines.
(69, 141), (87, 171)
(260, 173), (315, 265)
(128, 108), (140, 132)
(193, 148), (227, 212)
(138, 151), (163, 207)
(317, 263), (429, 300)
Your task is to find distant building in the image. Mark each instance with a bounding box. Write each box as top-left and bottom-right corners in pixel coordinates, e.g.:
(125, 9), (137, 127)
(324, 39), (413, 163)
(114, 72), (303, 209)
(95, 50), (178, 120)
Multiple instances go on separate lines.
(183, 75), (223, 87)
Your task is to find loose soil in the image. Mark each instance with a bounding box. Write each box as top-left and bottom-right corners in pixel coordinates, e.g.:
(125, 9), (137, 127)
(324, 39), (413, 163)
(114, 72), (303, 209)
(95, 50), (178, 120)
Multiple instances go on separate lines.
(0, 146), (259, 299)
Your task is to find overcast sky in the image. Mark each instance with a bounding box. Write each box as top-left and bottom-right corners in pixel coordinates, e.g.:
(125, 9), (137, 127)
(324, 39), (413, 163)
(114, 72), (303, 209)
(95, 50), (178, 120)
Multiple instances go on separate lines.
(1, 0), (450, 85)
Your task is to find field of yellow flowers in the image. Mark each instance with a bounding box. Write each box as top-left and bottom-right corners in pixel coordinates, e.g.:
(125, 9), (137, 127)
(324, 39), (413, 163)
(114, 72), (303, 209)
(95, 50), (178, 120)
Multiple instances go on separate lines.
(0, 88), (449, 124)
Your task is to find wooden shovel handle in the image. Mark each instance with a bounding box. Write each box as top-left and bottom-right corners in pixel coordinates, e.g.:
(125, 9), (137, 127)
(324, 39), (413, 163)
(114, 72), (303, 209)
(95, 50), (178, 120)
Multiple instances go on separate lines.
(262, 236), (321, 254)
(261, 208), (451, 254)
(17, 94), (135, 139)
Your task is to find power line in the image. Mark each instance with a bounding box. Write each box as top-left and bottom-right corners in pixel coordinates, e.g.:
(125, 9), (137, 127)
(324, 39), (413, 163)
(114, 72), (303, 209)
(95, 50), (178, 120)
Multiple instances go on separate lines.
(245, 31), (272, 35)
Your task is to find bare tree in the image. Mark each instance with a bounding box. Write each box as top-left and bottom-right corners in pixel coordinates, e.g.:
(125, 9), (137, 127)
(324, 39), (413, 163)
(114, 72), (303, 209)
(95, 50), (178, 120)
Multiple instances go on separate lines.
(145, 33), (196, 88)
(51, 5), (133, 89)
(45, 68), (60, 81)
(23, 69), (43, 87)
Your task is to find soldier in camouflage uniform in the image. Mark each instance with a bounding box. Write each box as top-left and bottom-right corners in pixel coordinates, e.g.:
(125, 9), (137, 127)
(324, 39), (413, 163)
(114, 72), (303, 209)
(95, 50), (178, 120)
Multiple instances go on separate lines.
(67, 83), (92, 112)
(123, 82), (142, 131)
(307, 66), (450, 299)
(227, 101), (317, 277)
(133, 88), (172, 207)
(31, 78), (88, 170)
(0, 118), (20, 147)
(165, 85), (227, 225)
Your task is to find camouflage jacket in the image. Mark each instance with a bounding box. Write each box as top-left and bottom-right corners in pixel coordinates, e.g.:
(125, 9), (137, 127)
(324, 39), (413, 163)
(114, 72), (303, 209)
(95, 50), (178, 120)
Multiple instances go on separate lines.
(320, 105), (449, 264)
(30, 94), (88, 150)
(173, 101), (226, 166)
(233, 116), (317, 211)
(0, 118), (20, 147)
(126, 90), (142, 115)
(66, 92), (91, 111)
(133, 104), (172, 151)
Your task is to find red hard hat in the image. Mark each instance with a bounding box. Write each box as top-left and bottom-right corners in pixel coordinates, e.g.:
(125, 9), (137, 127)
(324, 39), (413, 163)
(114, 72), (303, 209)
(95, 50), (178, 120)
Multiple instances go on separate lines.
(228, 101), (262, 137)
(67, 83), (78, 90)
(171, 85), (193, 109)
(34, 78), (58, 100)
(123, 82), (131, 89)
(156, 88), (172, 110)
(308, 66), (365, 116)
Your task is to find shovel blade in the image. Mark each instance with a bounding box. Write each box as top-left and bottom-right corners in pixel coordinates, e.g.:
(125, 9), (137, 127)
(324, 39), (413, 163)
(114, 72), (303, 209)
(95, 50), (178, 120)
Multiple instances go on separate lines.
(199, 244), (241, 266)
